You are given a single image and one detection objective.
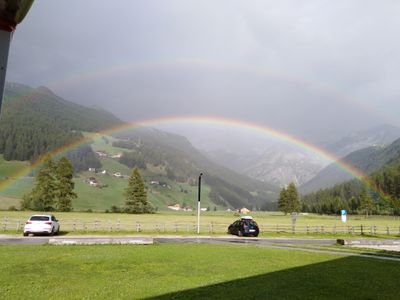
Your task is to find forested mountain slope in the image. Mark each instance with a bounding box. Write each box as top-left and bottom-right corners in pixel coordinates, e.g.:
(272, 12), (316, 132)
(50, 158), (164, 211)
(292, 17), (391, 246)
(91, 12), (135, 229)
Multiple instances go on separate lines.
(301, 138), (400, 193)
(0, 82), (122, 165)
(0, 83), (279, 210)
(302, 139), (400, 215)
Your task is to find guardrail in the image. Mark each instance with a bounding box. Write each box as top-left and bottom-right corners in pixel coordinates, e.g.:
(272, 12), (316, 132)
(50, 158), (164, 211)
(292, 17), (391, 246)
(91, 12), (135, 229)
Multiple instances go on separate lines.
(2, 217), (400, 236)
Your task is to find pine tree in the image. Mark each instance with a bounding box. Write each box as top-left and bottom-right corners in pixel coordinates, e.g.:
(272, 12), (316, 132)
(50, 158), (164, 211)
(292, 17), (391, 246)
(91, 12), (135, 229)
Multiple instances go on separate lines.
(124, 168), (153, 213)
(55, 157), (76, 212)
(359, 185), (374, 218)
(22, 156), (57, 211)
(278, 182), (301, 215)
(286, 182), (301, 213)
(278, 187), (289, 215)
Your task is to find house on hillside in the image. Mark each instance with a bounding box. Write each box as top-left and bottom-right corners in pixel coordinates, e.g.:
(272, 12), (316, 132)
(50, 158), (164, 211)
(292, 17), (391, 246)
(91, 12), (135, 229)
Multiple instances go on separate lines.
(183, 206), (193, 212)
(239, 207), (250, 214)
(87, 177), (99, 187)
(111, 153), (122, 159)
(95, 151), (108, 157)
(167, 203), (181, 211)
(113, 172), (123, 178)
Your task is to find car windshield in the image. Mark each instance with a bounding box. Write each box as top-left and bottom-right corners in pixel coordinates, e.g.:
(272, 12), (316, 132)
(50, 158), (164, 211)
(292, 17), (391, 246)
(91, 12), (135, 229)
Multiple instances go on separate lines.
(243, 220), (257, 227)
(30, 216), (50, 221)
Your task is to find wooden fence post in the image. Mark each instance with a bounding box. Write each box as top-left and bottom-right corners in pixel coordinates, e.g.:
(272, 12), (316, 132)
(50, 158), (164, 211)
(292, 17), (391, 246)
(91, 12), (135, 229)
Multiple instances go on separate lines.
(3, 217), (7, 231)
(136, 222), (141, 232)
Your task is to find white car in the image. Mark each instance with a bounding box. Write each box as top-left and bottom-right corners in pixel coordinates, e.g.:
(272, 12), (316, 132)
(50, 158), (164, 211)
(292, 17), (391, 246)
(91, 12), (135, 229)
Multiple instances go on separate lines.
(23, 214), (60, 236)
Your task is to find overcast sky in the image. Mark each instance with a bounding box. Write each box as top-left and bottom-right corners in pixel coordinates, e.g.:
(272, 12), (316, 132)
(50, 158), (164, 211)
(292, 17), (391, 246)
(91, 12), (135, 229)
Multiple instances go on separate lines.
(6, 0), (400, 142)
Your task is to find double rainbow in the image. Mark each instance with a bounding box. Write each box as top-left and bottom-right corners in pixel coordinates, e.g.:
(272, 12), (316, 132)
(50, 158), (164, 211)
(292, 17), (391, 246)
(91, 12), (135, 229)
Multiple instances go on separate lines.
(0, 115), (367, 194)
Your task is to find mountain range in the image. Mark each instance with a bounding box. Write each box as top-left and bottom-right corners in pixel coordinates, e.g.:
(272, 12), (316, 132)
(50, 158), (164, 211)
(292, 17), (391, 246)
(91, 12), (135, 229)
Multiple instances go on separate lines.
(184, 124), (400, 188)
(300, 137), (400, 193)
(0, 82), (279, 210)
(1, 82), (400, 211)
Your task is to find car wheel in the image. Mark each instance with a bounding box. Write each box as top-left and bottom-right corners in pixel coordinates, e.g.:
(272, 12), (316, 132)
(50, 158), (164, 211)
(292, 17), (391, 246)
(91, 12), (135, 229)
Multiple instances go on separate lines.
(49, 228), (55, 236)
(23, 232), (28, 237)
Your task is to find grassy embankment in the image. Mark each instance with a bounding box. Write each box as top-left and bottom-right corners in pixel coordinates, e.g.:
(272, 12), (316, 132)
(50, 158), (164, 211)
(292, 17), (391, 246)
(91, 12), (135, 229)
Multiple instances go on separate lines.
(0, 243), (399, 299)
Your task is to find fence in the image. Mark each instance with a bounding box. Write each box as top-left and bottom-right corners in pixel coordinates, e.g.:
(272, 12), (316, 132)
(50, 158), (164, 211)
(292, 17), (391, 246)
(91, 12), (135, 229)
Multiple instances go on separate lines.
(2, 217), (400, 236)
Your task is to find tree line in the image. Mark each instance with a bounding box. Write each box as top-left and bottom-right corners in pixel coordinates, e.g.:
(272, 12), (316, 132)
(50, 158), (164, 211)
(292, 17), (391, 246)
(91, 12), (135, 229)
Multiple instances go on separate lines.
(301, 163), (400, 216)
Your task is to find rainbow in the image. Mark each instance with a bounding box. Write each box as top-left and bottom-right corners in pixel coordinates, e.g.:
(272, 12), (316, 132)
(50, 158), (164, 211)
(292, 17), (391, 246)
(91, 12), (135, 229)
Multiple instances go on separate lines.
(0, 115), (368, 193)
(47, 59), (394, 125)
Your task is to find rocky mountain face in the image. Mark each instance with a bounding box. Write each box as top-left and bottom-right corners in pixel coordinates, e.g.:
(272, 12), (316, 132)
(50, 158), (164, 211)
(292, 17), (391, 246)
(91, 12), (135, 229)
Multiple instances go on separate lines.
(194, 124), (400, 189)
(202, 142), (329, 188)
(241, 145), (327, 187)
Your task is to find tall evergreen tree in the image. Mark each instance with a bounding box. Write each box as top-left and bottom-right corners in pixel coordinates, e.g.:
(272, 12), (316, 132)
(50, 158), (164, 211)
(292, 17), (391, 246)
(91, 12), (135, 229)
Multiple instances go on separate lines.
(359, 185), (374, 218)
(124, 168), (153, 213)
(278, 182), (301, 215)
(55, 157), (76, 212)
(22, 156), (57, 211)
(278, 187), (289, 215)
(286, 182), (301, 213)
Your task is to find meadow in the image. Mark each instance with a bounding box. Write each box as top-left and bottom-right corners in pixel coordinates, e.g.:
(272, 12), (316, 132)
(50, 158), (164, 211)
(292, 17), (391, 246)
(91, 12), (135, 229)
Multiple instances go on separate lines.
(0, 243), (399, 299)
(0, 153), (217, 212)
(1, 210), (400, 237)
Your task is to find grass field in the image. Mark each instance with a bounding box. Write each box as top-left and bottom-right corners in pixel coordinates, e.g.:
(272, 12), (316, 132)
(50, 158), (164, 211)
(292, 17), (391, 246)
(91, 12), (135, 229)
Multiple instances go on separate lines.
(0, 154), (217, 212)
(1, 211), (400, 237)
(0, 243), (399, 299)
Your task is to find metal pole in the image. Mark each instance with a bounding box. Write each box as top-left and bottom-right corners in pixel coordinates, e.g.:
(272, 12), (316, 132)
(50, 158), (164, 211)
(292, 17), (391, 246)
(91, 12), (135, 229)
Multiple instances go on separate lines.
(197, 173), (203, 234)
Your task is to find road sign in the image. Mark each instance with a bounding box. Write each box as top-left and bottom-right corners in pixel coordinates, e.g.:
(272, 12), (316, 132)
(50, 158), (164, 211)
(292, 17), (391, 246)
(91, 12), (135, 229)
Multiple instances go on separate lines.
(341, 209), (347, 223)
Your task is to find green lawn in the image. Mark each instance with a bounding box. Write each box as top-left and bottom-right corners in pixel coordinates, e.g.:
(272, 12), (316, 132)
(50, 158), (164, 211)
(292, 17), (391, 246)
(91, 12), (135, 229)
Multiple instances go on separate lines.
(0, 243), (399, 299)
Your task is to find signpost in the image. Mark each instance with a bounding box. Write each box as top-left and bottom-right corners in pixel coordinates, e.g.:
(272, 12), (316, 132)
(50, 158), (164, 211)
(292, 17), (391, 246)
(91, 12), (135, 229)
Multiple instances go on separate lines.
(341, 209), (347, 223)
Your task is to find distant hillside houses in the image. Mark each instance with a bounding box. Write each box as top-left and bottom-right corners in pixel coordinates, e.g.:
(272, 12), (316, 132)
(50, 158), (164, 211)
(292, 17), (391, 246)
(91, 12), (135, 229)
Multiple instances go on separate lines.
(88, 168), (107, 175)
(95, 151), (107, 157)
(167, 203), (193, 211)
(150, 180), (171, 189)
(86, 177), (99, 187)
(94, 150), (122, 159)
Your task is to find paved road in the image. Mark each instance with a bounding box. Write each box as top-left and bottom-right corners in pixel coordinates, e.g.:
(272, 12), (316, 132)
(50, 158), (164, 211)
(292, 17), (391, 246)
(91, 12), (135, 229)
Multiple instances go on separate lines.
(0, 235), (341, 246)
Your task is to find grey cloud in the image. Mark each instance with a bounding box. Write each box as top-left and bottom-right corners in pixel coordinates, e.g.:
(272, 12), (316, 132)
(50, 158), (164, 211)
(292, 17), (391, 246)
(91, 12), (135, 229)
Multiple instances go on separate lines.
(5, 0), (400, 142)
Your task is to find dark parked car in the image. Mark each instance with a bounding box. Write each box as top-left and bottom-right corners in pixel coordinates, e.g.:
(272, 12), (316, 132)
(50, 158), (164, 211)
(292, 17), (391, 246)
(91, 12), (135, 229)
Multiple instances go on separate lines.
(227, 216), (259, 237)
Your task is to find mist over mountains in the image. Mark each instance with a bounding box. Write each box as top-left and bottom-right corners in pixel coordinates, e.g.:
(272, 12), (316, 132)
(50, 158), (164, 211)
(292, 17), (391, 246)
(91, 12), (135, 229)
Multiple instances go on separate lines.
(161, 122), (400, 188)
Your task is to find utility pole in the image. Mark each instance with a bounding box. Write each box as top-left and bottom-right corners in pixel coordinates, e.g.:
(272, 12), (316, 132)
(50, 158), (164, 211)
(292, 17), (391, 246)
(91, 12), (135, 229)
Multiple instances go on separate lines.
(197, 173), (203, 234)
